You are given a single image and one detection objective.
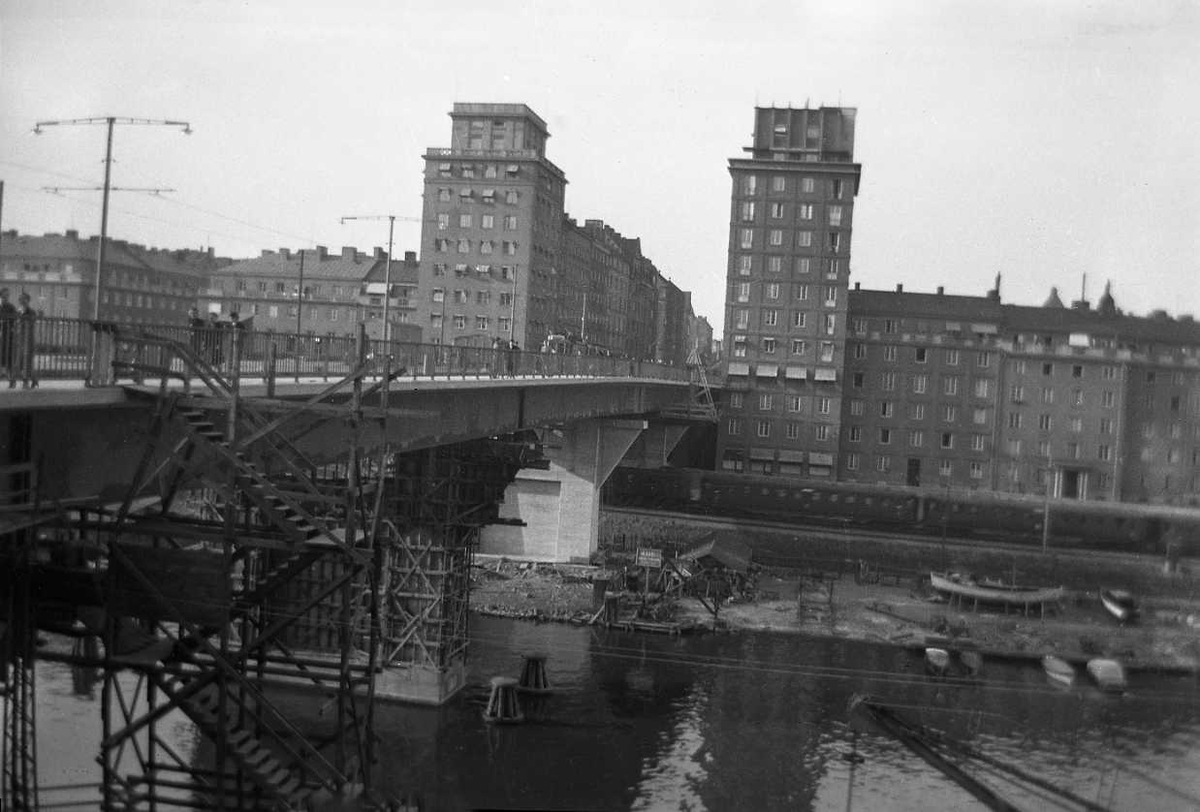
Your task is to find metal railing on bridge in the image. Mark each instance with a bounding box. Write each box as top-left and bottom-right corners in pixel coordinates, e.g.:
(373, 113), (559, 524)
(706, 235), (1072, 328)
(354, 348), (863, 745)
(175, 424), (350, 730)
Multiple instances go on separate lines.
(7, 316), (691, 388)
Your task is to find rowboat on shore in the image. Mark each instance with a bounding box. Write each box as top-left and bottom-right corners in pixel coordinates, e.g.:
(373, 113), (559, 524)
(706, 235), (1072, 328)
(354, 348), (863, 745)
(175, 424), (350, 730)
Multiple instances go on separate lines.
(1087, 658), (1127, 693)
(925, 647), (951, 677)
(929, 571), (1067, 612)
(1100, 589), (1139, 624)
(956, 650), (984, 679)
(1042, 654), (1076, 688)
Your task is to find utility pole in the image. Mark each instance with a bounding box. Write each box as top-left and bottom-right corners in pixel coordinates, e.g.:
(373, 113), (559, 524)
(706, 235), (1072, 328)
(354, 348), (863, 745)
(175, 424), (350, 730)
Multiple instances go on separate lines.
(34, 117), (191, 321)
(296, 249), (305, 336)
(1042, 453), (1054, 553)
(340, 214), (417, 344)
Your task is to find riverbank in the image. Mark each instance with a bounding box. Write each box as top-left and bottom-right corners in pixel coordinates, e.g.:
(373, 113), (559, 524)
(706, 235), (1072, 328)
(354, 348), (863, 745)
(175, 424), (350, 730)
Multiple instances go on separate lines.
(470, 560), (1200, 672)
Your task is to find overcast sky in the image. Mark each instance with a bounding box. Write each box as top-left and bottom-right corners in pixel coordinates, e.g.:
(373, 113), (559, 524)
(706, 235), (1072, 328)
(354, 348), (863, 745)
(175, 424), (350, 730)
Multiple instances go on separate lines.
(2, 0), (1197, 333)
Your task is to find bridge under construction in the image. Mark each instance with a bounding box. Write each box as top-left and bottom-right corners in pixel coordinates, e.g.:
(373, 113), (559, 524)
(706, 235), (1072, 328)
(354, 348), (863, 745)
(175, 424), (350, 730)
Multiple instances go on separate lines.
(0, 323), (714, 810)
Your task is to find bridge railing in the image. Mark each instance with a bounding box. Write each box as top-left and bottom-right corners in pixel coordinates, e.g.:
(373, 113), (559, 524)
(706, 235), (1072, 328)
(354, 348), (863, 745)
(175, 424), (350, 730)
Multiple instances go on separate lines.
(12, 317), (689, 387)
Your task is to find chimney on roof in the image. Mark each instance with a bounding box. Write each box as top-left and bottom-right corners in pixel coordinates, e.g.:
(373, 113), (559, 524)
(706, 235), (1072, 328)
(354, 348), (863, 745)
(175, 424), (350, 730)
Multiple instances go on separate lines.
(854, 282), (860, 290)
(66, 229), (79, 240)
(1179, 314), (1194, 323)
(1150, 309), (1170, 321)
(373, 247), (386, 260)
(895, 283), (903, 293)
(316, 245), (327, 260)
(278, 247), (291, 260)
(261, 249), (273, 258)
(207, 247), (214, 258)
(404, 250), (416, 262)
(1070, 298), (1090, 312)
(342, 246), (357, 261)
(937, 286), (944, 295)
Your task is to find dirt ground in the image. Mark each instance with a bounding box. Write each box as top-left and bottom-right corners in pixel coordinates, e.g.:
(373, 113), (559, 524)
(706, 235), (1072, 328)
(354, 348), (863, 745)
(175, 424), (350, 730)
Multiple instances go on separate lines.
(470, 559), (1200, 671)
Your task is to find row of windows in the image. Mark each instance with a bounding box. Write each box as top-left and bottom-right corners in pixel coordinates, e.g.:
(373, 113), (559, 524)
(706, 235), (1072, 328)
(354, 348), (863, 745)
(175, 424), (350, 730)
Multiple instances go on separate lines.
(845, 454), (986, 479)
(738, 228), (845, 252)
(846, 400), (991, 426)
(437, 212), (518, 230)
(737, 203), (844, 226)
(726, 418), (835, 441)
(847, 427), (988, 451)
(852, 345), (992, 367)
(435, 163), (522, 180)
(728, 391), (834, 414)
(428, 313), (512, 332)
(848, 371), (993, 397)
(435, 187), (521, 205)
(433, 239), (519, 255)
(429, 288), (513, 306)
(736, 256), (842, 277)
(732, 283), (839, 305)
(739, 175), (846, 199)
(432, 263), (516, 280)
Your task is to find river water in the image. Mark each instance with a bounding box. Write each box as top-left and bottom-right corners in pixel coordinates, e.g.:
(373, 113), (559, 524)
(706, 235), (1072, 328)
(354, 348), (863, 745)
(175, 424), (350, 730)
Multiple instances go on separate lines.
(34, 616), (1200, 811)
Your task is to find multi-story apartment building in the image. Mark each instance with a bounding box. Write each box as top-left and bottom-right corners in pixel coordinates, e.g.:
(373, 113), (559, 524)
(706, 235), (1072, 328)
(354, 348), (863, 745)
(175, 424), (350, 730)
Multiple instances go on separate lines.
(415, 103), (567, 349)
(413, 102), (697, 362)
(0, 230), (226, 324)
(717, 106), (863, 477)
(200, 245), (418, 340)
(743, 276), (1200, 504)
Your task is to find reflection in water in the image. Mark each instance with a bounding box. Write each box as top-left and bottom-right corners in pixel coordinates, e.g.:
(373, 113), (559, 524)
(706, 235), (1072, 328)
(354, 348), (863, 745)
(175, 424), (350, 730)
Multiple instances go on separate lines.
(32, 617), (1200, 811)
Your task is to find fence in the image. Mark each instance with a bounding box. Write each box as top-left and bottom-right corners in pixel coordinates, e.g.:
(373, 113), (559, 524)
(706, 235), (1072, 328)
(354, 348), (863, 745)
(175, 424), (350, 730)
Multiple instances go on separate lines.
(6, 317), (689, 388)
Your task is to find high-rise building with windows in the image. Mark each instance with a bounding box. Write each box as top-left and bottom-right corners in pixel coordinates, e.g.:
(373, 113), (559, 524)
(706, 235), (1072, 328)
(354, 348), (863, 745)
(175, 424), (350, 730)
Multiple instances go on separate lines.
(415, 103), (567, 349)
(717, 106), (863, 477)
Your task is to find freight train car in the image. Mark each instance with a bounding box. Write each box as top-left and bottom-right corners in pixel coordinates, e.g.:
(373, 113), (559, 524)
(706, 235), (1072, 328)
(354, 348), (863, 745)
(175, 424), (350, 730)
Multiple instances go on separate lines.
(602, 466), (1171, 554)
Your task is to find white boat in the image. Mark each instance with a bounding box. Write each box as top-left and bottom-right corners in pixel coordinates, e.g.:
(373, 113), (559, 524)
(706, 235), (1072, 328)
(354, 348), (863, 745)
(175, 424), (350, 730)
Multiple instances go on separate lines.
(956, 650), (984, 679)
(1086, 658), (1127, 693)
(925, 647), (951, 677)
(930, 572), (1067, 608)
(1042, 654), (1076, 688)
(1100, 589), (1138, 623)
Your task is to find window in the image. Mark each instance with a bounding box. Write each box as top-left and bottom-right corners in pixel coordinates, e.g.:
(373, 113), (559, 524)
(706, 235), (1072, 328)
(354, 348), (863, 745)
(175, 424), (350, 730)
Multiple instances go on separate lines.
(831, 178), (843, 198)
(941, 432), (954, 449)
(739, 228), (754, 249)
(942, 405), (957, 422)
(942, 376), (959, 395)
(505, 190), (518, 204)
(738, 255), (753, 276)
(727, 418), (742, 436)
(828, 205), (843, 226)
(828, 232), (841, 253)
(763, 309), (779, 326)
(770, 202), (785, 219)
(1072, 364), (1083, 378)
(1101, 365), (1116, 380)
(756, 420), (771, 438)
(909, 430), (924, 447)
(970, 434), (985, 452)
(846, 453), (859, 471)
(453, 314), (465, 329)
(769, 229), (783, 246)
(853, 343), (867, 359)
(741, 201), (756, 221)
(1072, 389), (1083, 406)
(849, 399), (864, 416)
(789, 396), (803, 413)
(766, 282), (781, 299)
(881, 372), (896, 391)
(791, 338), (807, 354)
(915, 347), (927, 364)
(481, 188), (495, 202)
(475, 315), (489, 330)
(729, 392), (743, 409)
(849, 426), (862, 442)
(972, 408), (987, 425)
(795, 284), (810, 301)
(879, 428), (892, 444)
(1069, 416), (1082, 433)
(977, 351), (992, 368)
(456, 239), (470, 253)
(736, 283), (751, 303)
(758, 393), (774, 410)
(762, 338), (777, 354)
(913, 374), (928, 393)
(1102, 391), (1115, 408)
(939, 460), (952, 476)
(480, 240), (494, 254)
(502, 241), (517, 255)
(768, 256), (783, 274)
(1010, 385), (1024, 403)
(437, 187), (451, 202)
(819, 342), (835, 362)
(876, 456), (891, 473)
(796, 257), (811, 274)
(880, 401), (894, 417)
(974, 379), (990, 398)
(817, 397), (831, 415)
(798, 204), (814, 220)
(481, 213), (495, 229)
(1098, 444), (1112, 461)
(1099, 417), (1113, 434)
(786, 422), (800, 440)
(909, 403), (925, 420)
(772, 175), (786, 192)
(1039, 414), (1052, 430)
(816, 425), (830, 441)
(1007, 438), (1022, 456)
(437, 213), (450, 230)
(823, 314), (836, 335)
(742, 175), (757, 195)
(797, 232), (813, 248)
(801, 177), (815, 193)
(884, 319), (897, 334)
(823, 286), (837, 306)
(503, 215), (517, 230)
(1042, 387), (1055, 404)
(459, 213), (472, 228)
(969, 461), (984, 480)
(792, 312), (806, 329)
(1067, 442), (1081, 460)
(1042, 362), (1054, 376)
(946, 349), (960, 366)
(852, 372), (864, 388)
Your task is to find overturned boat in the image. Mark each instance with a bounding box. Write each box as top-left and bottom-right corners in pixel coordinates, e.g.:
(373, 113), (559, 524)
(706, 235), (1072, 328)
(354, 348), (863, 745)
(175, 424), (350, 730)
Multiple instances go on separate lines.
(930, 572), (1066, 612)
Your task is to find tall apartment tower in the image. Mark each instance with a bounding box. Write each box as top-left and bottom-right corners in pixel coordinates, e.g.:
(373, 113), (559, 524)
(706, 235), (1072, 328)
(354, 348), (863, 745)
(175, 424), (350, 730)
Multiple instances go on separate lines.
(717, 106), (862, 477)
(416, 103), (567, 348)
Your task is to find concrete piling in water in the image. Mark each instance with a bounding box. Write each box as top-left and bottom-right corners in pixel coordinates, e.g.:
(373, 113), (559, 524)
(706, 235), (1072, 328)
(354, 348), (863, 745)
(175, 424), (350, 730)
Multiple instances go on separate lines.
(483, 676), (524, 724)
(517, 653), (552, 695)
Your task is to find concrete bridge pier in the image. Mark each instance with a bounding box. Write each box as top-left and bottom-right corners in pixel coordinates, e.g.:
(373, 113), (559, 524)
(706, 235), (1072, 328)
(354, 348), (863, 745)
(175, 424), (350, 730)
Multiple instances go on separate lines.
(622, 423), (692, 469)
(481, 418), (648, 562)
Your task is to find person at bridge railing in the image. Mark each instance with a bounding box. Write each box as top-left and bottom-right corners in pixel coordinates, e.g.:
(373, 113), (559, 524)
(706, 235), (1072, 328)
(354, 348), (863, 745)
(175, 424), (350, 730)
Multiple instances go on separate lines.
(12, 292), (39, 389)
(0, 288), (16, 385)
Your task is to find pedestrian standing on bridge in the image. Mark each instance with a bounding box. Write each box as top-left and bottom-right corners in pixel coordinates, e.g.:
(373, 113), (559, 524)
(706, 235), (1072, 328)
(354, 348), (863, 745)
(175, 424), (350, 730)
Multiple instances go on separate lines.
(0, 288), (16, 384)
(12, 292), (38, 389)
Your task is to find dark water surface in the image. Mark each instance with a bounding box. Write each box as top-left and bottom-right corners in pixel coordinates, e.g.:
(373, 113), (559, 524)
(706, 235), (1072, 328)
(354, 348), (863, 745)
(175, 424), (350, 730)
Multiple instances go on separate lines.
(37, 616), (1200, 811)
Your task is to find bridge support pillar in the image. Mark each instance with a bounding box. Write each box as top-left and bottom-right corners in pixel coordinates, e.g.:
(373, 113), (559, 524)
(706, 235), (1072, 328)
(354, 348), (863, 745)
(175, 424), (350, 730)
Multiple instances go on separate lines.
(623, 423), (690, 468)
(481, 419), (647, 562)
